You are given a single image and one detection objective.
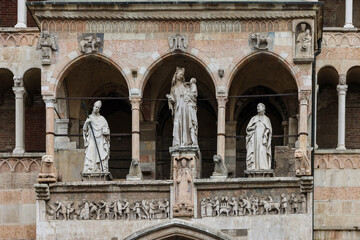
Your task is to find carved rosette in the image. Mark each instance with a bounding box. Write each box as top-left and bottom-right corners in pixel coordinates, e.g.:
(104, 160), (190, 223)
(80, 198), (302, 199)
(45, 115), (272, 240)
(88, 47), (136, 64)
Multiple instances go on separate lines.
(168, 33), (188, 52)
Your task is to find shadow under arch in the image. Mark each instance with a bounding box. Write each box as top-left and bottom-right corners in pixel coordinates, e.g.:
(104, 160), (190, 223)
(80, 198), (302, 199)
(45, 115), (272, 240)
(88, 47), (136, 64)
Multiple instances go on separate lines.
(53, 53), (131, 99)
(124, 219), (231, 240)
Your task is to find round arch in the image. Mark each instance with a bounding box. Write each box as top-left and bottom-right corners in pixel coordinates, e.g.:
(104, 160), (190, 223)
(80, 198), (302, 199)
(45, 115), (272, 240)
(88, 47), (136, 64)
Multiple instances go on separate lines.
(52, 52), (131, 98)
(139, 51), (217, 95)
(124, 219), (231, 240)
(228, 51), (301, 91)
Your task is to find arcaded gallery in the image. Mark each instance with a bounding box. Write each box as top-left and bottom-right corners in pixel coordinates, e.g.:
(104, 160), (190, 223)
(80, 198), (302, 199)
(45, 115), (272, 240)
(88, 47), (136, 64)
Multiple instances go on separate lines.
(0, 0), (359, 239)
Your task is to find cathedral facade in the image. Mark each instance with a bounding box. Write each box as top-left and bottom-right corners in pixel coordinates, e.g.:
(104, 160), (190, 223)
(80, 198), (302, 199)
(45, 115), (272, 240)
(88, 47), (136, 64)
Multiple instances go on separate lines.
(0, 0), (359, 239)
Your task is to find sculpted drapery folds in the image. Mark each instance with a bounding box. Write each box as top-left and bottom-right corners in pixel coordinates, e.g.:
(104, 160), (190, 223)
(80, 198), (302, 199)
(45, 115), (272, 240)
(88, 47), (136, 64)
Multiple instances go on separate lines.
(83, 100), (110, 173)
(246, 103), (272, 170)
(166, 67), (198, 147)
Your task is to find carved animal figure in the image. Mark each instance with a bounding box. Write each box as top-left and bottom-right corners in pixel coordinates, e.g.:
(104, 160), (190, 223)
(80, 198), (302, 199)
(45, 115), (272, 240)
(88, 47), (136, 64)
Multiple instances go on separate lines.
(37, 155), (62, 183)
(127, 158), (143, 180)
(251, 33), (270, 50)
(212, 155), (228, 177)
(79, 35), (101, 53)
(294, 149), (311, 176)
(260, 199), (280, 215)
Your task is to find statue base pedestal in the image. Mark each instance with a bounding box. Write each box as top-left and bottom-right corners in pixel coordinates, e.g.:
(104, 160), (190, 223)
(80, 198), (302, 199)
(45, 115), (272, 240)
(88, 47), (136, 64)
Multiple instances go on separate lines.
(81, 172), (112, 181)
(126, 176), (142, 181)
(210, 174), (227, 179)
(244, 170), (274, 178)
(171, 146), (199, 218)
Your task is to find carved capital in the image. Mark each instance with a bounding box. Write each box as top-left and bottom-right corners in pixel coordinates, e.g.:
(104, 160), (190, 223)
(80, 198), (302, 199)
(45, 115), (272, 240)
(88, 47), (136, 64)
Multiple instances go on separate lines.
(168, 33), (188, 52)
(216, 96), (228, 108)
(13, 76), (23, 87)
(298, 90), (310, 105)
(43, 96), (56, 108)
(129, 97), (142, 110)
(337, 84), (348, 95)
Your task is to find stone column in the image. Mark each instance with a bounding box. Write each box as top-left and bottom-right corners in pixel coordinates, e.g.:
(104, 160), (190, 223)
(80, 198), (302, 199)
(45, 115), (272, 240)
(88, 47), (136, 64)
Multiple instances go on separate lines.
(12, 76), (26, 154)
(288, 116), (298, 148)
(43, 96), (56, 156)
(225, 121), (237, 176)
(344, 0), (354, 28)
(282, 121), (289, 146)
(14, 0), (27, 28)
(130, 97), (141, 162)
(216, 96), (227, 161)
(336, 75), (348, 150)
(298, 91), (310, 150)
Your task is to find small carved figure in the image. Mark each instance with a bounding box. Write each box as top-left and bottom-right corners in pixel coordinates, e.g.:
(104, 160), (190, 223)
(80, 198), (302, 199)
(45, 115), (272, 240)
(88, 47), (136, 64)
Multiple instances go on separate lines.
(201, 198), (207, 217)
(163, 199), (170, 219)
(141, 200), (150, 219)
(36, 30), (57, 65)
(133, 201), (142, 219)
(228, 197), (239, 216)
(79, 199), (90, 220)
(250, 195), (259, 215)
(300, 194), (307, 214)
(295, 149), (311, 176)
(290, 194), (299, 214)
(110, 201), (118, 219)
(99, 201), (111, 220)
(212, 155), (228, 178)
(206, 197), (213, 217)
(54, 201), (67, 220)
(241, 197), (252, 215)
(117, 200), (124, 219)
(280, 194), (288, 214)
(251, 33), (270, 50)
(89, 202), (100, 220)
(213, 196), (220, 216)
(126, 158), (143, 180)
(296, 24), (312, 57)
(66, 201), (75, 220)
(149, 199), (157, 219)
(122, 199), (131, 220)
(168, 33), (188, 52)
(246, 103), (272, 170)
(219, 196), (230, 216)
(260, 196), (280, 215)
(38, 155), (62, 183)
(79, 35), (101, 54)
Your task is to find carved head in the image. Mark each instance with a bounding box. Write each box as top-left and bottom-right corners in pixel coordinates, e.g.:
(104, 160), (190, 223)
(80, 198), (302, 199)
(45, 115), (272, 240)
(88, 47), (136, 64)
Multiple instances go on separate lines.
(300, 23), (306, 32)
(13, 76), (22, 87)
(92, 100), (102, 114)
(281, 193), (285, 198)
(213, 154), (222, 163)
(42, 30), (50, 39)
(190, 78), (196, 85)
(180, 158), (187, 168)
(294, 149), (305, 158)
(173, 67), (185, 84)
(257, 103), (265, 115)
(131, 158), (139, 166)
(250, 33), (257, 40)
(305, 29), (310, 35)
(42, 155), (54, 165)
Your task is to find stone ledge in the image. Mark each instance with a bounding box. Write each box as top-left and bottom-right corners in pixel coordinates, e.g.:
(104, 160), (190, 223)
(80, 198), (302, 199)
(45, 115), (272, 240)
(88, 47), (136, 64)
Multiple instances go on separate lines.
(315, 149), (360, 154)
(0, 152), (44, 158)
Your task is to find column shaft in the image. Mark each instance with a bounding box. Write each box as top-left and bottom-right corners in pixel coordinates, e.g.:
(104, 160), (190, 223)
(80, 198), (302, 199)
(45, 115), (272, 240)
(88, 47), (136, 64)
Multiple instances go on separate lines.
(15, 0), (27, 28)
(12, 83), (26, 154)
(298, 91), (310, 150)
(344, 0), (354, 28)
(217, 96), (227, 160)
(337, 84), (348, 150)
(44, 97), (55, 156)
(130, 98), (141, 161)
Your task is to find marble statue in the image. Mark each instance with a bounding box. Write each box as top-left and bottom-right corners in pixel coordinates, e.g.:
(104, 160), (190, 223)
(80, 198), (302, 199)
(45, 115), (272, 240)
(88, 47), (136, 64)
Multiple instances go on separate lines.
(166, 67), (198, 147)
(83, 100), (110, 173)
(246, 103), (272, 170)
(126, 158), (143, 180)
(295, 149), (311, 176)
(296, 24), (312, 57)
(38, 155), (62, 183)
(36, 30), (57, 65)
(211, 154), (228, 178)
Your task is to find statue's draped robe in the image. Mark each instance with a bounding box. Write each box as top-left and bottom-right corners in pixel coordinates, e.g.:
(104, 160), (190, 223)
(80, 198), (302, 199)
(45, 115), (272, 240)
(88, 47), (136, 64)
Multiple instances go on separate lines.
(83, 114), (110, 172)
(169, 82), (196, 147)
(246, 114), (272, 170)
(176, 168), (192, 204)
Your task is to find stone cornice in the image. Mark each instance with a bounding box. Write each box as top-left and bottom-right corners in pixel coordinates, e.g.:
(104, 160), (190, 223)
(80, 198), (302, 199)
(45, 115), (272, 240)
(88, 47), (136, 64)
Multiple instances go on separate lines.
(34, 10), (316, 21)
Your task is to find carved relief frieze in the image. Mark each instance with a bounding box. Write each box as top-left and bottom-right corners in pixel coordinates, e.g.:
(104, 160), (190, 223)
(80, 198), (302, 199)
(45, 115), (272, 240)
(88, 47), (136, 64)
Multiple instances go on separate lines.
(250, 32), (272, 50)
(0, 32), (40, 47)
(315, 154), (360, 169)
(200, 193), (307, 218)
(79, 33), (103, 54)
(46, 198), (170, 220)
(323, 32), (360, 47)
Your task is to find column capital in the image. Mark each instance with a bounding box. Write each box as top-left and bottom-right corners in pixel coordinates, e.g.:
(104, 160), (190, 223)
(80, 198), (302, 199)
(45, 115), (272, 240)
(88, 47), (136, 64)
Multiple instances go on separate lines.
(216, 96), (228, 108)
(282, 121), (289, 127)
(129, 97), (142, 110)
(43, 96), (56, 108)
(337, 84), (348, 95)
(339, 74), (346, 85)
(298, 90), (311, 105)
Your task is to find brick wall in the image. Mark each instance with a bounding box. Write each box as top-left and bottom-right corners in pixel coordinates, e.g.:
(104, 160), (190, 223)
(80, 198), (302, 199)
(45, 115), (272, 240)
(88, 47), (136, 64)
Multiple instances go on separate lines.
(0, 0), (38, 28)
(25, 94), (45, 152)
(0, 91), (15, 152)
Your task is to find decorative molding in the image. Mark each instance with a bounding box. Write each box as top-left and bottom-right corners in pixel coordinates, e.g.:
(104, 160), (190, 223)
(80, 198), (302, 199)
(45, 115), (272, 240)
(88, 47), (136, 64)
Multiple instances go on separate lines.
(0, 157), (41, 173)
(35, 11), (316, 21)
(40, 19), (292, 33)
(323, 32), (360, 47)
(315, 154), (360, 169)
(0, 32), (40, 47)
